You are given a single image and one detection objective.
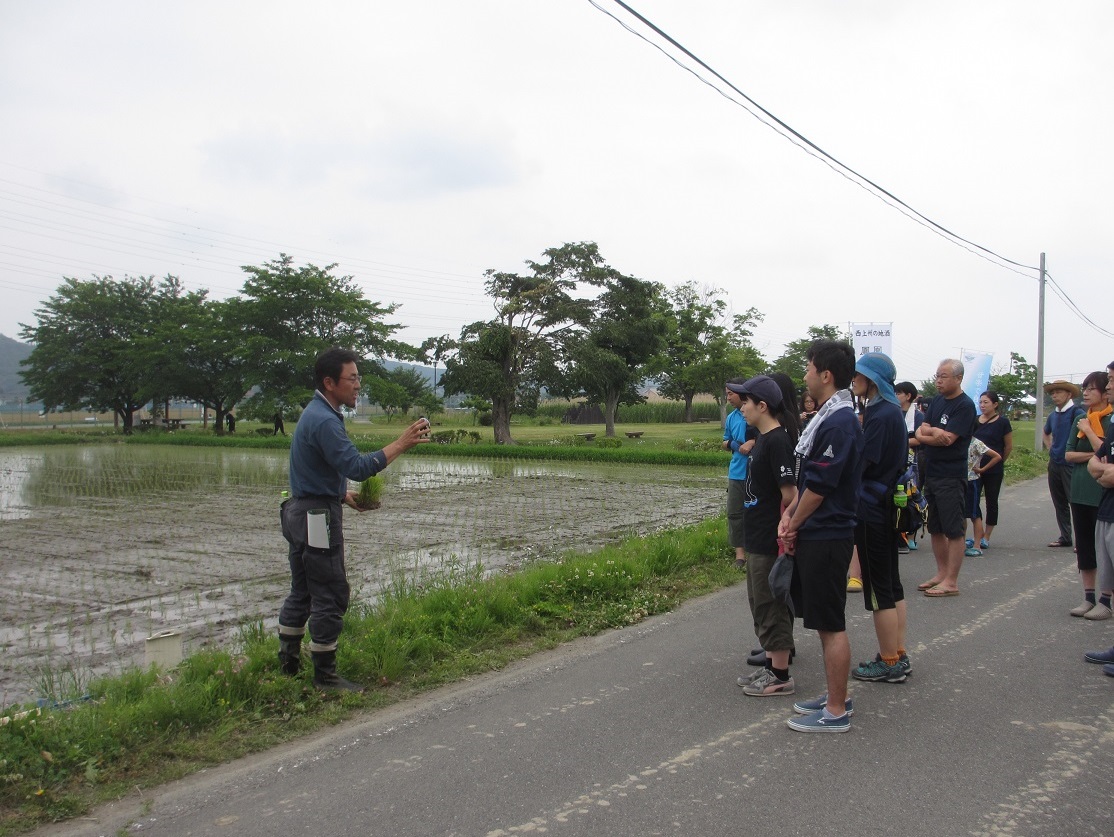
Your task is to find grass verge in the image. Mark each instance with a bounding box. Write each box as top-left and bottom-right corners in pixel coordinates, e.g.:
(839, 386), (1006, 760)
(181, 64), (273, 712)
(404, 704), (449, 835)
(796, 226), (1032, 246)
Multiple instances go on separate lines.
(0, 518), (738, 835)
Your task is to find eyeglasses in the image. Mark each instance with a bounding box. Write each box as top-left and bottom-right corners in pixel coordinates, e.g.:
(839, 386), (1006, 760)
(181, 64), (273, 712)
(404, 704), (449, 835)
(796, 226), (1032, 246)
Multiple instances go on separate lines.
(338, 374), (361, 384)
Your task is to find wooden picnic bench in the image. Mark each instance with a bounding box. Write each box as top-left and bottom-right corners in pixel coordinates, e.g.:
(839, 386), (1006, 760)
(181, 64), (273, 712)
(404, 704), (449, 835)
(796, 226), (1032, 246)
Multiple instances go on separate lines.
(575, 432), (596, 441)
(625, 431), (644, 438)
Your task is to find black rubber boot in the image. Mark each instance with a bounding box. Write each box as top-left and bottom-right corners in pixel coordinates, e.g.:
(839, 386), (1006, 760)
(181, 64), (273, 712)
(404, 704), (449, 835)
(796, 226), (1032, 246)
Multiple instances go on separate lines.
(311, 650), (364, 692)
(277, 631), (304, 676)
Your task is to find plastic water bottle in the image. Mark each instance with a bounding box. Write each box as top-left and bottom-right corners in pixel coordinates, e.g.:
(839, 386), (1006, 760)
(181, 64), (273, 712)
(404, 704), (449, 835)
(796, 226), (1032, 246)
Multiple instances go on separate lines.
(894, 484), (908, 508)
(280, 489), (289, 502)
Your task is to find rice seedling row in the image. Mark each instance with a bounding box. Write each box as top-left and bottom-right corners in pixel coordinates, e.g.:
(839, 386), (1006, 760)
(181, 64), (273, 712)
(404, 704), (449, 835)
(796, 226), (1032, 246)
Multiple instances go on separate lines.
(0, 446), (725, 706)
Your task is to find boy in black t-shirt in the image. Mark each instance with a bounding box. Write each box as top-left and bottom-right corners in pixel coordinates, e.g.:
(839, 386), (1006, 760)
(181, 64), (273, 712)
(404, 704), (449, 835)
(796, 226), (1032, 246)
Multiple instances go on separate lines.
(735, 375), (800, 697)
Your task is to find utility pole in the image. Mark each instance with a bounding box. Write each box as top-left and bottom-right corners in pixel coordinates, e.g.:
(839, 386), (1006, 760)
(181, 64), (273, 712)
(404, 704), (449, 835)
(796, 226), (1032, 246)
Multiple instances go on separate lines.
(1033, 252), (1046, 451)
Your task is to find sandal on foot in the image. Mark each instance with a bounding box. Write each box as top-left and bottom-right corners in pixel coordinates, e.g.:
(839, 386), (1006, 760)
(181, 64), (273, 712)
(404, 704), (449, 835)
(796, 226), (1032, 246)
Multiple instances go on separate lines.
(924, 587), (960, 597)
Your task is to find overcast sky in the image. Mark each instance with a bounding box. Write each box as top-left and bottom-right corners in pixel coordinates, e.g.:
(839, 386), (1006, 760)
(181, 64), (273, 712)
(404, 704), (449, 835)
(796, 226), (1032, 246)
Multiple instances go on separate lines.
(1, 1), (1110, 387)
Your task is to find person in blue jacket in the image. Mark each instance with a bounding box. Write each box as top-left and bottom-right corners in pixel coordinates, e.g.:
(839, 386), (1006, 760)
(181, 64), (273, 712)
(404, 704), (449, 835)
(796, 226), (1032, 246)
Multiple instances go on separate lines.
(723, 378), (755, 569)
(849, 353), (910, 685)
(277, 347), (431, 691)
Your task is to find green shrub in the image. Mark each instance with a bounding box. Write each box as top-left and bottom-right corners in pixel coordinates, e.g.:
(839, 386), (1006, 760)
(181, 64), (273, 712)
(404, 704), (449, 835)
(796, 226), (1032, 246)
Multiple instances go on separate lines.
(673, 437), (723, 453)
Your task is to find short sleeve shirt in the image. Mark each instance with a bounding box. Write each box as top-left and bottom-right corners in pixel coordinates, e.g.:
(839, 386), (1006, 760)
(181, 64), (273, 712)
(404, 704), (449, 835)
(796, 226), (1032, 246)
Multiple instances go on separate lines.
(742, 427), (798, 556)
(923, 392), (978, 479)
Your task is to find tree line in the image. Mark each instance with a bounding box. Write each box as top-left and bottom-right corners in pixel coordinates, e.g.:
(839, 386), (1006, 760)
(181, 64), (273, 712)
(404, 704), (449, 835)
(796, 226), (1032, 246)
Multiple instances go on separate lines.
(19, 242), (1037, 440)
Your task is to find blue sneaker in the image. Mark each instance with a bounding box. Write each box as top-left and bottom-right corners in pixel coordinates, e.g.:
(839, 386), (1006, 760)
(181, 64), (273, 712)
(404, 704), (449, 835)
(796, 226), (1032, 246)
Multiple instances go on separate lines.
(792, 693), (854, 716)
(907, 538), (918, 551)
(979, 538), (989, 550)
(964, 547), (982, 557)
(787, 709), (851, 733)
(1104, 664), (1114, 678)
(1084, 647), (1114, 664)
(965, 538), (975, 548)
(852, 658), (907, 683)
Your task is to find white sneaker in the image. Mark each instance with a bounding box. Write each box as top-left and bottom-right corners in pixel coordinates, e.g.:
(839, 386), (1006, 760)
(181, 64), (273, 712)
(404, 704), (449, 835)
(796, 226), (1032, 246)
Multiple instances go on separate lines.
(1071, 601), (1096, 617)
(741, 668), (795, 697)
(1084, 603), (1113, 621)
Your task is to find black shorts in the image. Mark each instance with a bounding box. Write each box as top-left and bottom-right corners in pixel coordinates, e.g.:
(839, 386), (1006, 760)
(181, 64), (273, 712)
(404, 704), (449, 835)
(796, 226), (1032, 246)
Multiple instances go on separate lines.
(855, 519), (904, 611)
(925, 476), (966, 539)
(795, 537), (853, 632)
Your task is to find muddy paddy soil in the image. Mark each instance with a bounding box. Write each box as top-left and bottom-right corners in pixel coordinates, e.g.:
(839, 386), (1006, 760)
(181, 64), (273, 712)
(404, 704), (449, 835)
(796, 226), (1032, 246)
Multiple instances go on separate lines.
(0, 454), (725, 706)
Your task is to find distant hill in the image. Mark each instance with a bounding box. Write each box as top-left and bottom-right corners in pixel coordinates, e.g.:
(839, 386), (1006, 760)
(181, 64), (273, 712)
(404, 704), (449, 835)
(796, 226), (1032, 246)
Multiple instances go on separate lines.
(0, 334), (32, 400)
(380, 359), (438, 387)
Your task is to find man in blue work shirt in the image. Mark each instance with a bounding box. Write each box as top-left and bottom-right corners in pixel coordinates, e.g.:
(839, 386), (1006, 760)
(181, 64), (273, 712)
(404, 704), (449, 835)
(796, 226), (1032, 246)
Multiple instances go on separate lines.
(277, 347), (431, 691)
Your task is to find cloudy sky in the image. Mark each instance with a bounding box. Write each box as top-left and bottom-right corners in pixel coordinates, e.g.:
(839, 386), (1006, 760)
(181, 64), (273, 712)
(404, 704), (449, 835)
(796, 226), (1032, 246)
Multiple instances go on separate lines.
(1, 0), (1110, 387)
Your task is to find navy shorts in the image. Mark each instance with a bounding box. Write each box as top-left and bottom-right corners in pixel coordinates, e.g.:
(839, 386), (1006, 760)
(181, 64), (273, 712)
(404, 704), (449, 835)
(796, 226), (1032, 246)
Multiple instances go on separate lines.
(795, 537), (853, 632)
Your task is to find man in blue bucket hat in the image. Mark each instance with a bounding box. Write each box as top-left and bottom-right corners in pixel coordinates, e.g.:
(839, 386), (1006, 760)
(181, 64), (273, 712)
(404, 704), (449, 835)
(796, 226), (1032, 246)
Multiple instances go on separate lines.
(850, 353), (911, 683)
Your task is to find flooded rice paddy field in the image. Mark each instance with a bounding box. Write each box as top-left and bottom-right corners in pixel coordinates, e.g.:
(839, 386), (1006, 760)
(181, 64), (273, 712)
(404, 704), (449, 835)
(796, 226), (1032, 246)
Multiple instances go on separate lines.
(0, 445), (725, 705)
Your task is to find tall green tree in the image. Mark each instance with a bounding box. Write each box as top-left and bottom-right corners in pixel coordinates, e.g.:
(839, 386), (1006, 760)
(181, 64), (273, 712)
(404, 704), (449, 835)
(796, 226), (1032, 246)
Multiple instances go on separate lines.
(708, 318), (767, 424)
(363, 376), (411, 421)
(364, 365), (432, 419)
(19, 275), (180, 431)
(769, 324), (848, 389)
(439, 242), (603, 444)
(152, 295), (252, 434)
(657, 283), (728, 422)
(565, 272), (668, 437)
(233, 254), (411, 410)
(419, 334), (457, 395)
(988, 351), (1038, 413)
(657, 283), (766, 422)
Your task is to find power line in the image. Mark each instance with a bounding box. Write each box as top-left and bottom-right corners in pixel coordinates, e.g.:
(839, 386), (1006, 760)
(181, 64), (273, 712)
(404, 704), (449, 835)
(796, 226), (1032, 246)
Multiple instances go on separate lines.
(591, 0), (1114, 341)
(593, 0), (1040, 276)
(1044, 272), (1114, 339)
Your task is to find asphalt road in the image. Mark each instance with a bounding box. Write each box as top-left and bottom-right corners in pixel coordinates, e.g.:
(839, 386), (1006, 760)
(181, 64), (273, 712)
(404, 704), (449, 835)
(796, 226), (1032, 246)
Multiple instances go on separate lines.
(38, 477), (1114, 837)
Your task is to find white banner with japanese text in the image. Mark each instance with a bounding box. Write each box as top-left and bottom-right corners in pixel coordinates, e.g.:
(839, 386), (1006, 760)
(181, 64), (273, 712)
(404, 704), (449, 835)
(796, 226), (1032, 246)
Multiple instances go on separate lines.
(850, 323), (893, 358)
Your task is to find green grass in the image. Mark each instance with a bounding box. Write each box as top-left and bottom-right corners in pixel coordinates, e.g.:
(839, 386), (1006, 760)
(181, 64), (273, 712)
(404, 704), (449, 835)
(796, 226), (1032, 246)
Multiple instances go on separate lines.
(0, 518), (737, 835)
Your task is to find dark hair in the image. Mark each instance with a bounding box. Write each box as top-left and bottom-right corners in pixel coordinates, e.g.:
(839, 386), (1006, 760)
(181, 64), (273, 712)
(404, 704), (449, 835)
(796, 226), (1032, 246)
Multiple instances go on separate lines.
(805, 339), (856, 390)
(895, 381), (918, 399)
(980, 391), (1000, 404)
(1083, 370), (1110, 393)
(314, 347), (361, 390)
(767, 372), (801, 443)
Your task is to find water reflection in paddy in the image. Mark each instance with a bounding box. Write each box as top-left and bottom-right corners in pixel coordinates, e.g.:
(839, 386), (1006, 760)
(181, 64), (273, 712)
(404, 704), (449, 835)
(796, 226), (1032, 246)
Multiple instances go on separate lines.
(0, 445), (726, 704)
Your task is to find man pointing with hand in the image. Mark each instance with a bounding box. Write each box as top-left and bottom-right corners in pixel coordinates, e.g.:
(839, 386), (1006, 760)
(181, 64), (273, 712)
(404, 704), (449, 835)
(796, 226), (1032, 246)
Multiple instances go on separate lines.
(277, 347), (431, 692)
